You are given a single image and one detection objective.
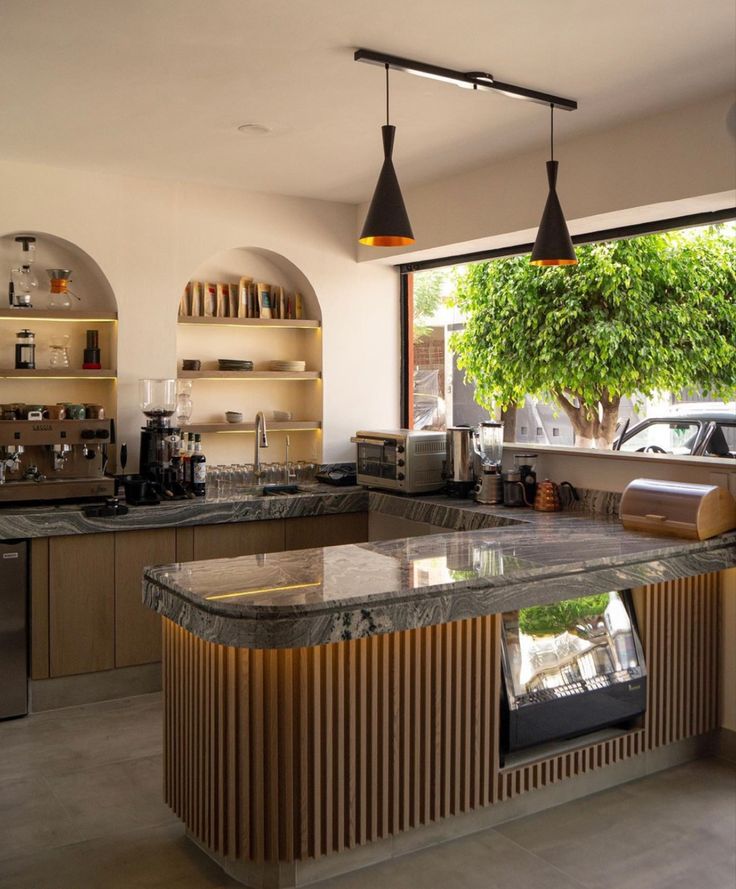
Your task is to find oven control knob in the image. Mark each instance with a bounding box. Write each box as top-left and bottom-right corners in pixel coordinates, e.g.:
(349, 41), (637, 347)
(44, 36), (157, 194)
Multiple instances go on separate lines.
(80, 429), (96, 440)
(397, 459), (405, 467)
(397, 445), (405, 453)
(397, 472), (405, 481)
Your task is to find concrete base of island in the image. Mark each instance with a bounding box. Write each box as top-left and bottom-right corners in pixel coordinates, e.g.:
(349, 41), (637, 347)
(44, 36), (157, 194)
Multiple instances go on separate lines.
(161, 572), (721, 888)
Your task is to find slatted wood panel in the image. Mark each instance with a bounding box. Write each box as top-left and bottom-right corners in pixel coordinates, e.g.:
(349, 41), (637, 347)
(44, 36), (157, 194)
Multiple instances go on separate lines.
(497, 574), (720, 801)
(163, 573), (720, 866)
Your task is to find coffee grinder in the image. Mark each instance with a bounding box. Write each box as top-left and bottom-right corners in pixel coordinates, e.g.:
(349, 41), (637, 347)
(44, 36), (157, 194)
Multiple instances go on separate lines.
(138, 378), (184, 498)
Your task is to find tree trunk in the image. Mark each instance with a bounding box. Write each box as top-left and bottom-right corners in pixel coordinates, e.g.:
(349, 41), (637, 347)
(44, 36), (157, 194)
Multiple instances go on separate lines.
(501, 406), (517, 442)
(553, 391), (622, 449)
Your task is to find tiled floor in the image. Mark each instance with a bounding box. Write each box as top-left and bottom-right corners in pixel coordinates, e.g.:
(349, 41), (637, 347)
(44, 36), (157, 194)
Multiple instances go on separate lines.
(0, 693), (733, 889)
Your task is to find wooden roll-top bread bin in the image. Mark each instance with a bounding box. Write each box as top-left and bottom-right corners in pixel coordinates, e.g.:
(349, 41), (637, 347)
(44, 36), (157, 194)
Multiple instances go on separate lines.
(620, 478), (736, 540)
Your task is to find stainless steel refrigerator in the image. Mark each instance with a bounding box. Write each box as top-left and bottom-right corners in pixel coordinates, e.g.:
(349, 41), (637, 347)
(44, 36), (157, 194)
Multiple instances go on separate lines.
(0, 540), (28, 719)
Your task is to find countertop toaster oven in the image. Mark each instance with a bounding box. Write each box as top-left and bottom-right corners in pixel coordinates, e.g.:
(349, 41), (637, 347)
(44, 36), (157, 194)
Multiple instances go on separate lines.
(351, 429), (446, 494)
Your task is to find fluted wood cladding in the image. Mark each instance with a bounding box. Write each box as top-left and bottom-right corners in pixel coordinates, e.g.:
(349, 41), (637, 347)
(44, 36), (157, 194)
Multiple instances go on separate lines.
(163, 573), (720, 865)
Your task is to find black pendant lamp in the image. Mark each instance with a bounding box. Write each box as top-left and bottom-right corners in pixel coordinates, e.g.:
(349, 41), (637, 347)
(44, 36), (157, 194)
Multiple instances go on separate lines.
(359, 64), (415, 247)
(530, 104), (577, 266)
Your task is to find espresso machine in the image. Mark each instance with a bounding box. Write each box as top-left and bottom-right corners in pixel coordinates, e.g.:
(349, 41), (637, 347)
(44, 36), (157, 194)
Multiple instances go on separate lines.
(0, 417), (115, 503)
(137, 379), (186, 500)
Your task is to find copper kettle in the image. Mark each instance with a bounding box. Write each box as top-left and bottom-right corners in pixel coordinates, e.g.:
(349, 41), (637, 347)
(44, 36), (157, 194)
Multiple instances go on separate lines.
(534, 479), (579, 512)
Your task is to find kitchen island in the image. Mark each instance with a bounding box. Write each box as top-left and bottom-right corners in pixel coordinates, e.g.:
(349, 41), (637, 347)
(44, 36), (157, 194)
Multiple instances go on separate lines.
(143, 498), (735, 888)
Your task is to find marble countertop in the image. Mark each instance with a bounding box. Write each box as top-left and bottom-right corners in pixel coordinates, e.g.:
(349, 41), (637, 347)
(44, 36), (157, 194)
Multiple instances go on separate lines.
(143, 492), (736, 649)
(0, 485), (368, 539)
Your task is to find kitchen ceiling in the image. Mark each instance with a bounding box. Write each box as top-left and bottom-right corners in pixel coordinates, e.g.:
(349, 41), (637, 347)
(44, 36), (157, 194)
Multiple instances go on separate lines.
(2, 0), (734, 203)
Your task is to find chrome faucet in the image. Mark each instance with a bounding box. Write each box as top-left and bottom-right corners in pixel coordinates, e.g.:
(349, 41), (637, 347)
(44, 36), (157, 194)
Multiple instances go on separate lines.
(254, 411), (269, 480)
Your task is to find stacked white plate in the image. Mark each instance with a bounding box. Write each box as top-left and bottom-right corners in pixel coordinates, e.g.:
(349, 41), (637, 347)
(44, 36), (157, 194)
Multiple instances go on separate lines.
(269, 360), (306, 372)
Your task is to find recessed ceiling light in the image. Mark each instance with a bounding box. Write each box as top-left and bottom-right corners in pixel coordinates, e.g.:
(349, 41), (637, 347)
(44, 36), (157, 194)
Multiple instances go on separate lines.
(237, 123), (272, 135)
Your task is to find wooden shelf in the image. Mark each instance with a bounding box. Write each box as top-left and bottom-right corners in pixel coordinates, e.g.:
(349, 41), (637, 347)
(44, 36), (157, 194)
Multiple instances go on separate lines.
(0, 309), (117, 321)
(184, 421), (321, 434)
(178, 370), (320, 380)
(0, 368), (117, 379)
(178, 316), (319, 329)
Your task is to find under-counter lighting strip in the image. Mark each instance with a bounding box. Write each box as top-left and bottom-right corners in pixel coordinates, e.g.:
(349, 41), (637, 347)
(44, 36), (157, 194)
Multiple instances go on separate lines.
(206, 581), (322, 600)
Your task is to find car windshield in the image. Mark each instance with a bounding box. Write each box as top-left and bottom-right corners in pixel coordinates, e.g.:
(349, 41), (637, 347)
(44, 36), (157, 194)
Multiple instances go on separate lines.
(620, 421), (700, 455)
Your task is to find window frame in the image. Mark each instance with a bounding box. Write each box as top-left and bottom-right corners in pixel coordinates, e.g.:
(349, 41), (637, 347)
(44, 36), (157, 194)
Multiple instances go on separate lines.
(399, 207), (736, 431)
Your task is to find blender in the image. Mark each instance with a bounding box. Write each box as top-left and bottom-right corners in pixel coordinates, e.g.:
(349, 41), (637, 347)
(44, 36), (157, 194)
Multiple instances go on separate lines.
(472, 421), (504, 504)
(137, 379), (186, 501)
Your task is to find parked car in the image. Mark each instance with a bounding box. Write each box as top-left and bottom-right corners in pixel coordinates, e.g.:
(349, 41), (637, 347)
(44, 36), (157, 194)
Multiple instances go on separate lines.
(613, 408), (736, 457)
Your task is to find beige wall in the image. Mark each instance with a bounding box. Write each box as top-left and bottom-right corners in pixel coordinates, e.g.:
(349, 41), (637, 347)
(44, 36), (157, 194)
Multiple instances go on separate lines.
(0, 159), (399, 463)
(358, 91), (736, 262)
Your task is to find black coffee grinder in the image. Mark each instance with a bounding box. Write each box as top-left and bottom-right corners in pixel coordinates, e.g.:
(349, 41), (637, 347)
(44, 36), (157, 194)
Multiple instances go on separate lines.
(137, 378), (186, 500)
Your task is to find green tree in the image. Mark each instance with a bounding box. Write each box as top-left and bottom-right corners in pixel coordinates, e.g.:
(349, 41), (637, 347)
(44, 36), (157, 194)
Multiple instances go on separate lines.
(413, 269), (448, 341)
(450, 228), (736, 447)
(519, 594), (611, 637)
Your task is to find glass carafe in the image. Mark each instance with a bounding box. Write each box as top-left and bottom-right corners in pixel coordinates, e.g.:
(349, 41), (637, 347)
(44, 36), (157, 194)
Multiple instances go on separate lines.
(176, 379), (193, 426)
(48, 334), (71, 368)
(47, 269), (73, 309)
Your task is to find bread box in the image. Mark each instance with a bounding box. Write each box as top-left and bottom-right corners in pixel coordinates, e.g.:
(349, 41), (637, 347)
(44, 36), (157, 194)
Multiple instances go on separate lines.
(620, 478), (736, 540)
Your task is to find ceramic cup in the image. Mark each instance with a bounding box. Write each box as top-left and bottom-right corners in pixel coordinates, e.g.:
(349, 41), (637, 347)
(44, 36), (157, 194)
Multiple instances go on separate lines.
(61, 403), (86, 420)
(225, 411), (243, 424)
(44, 405), (66, 420)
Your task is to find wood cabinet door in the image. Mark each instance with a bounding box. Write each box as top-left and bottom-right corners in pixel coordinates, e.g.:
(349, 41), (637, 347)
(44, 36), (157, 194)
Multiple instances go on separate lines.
(49, 534), (115, 677)
(284, 513), (368, 550)
(115, 528), (176, 668)
(192, 520), (285, 561)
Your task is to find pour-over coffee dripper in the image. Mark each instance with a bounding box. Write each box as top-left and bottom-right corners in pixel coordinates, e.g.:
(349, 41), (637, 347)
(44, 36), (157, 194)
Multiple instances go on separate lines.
(47, 269), (74, 309)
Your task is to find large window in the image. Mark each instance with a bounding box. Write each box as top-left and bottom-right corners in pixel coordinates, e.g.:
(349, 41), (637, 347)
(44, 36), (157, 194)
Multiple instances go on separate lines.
(403, 215), (736, 453)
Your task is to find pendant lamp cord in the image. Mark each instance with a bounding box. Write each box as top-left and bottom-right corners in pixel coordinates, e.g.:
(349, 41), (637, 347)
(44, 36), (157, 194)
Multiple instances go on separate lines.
(550, 102), (554, 162)
(385, 63), (390, 126)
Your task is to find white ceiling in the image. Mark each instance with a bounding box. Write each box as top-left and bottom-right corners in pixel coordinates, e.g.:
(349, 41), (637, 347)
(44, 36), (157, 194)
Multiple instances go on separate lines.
(2, 0), (734, 203)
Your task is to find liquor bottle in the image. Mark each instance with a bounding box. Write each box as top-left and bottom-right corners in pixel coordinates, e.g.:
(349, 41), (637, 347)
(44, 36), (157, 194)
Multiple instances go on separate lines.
(182, 433), (193, 489)
(191, 434), (206, 497)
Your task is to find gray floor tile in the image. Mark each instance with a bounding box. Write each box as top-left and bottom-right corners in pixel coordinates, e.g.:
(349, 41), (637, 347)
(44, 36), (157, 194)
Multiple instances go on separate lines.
(0, 823), (240, 889)
(496, 758), (736, 889)
(44, 754), (177, 841)
(0, 694), (162, 782)
(0, 775), (84, 863)
(317, 830), (587, 889)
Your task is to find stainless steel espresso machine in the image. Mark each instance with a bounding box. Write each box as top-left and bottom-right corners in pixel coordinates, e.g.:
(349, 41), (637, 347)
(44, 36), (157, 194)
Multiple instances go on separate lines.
(0, 418), (115, 503)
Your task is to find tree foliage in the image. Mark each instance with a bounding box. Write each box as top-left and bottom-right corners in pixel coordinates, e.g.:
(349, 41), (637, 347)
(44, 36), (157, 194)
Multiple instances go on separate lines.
(413, 269), (448, 341)
(450, 227), (736, 446)
(519, 594), (611, 637)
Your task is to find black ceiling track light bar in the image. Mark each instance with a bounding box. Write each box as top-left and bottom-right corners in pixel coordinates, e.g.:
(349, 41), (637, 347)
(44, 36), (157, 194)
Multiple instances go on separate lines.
(356, 49), (579, 263)
(354, 49), (578, 112)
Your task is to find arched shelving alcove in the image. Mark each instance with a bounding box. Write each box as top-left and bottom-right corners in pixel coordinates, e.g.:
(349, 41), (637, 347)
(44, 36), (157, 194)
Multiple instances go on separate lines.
(175, 246), (323, 466)
(0, 231), (118, 422)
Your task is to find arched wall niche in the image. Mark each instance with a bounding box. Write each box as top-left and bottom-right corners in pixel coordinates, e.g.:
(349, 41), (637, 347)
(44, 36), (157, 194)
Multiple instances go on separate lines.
(0, 230), (117, 312)
(175, 245), (323, 467)
(0, 230), (118, 431)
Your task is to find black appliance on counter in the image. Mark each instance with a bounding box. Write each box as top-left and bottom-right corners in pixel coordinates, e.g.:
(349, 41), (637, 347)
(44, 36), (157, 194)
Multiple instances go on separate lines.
(500, 589), (646, 757)
(137, 378), (188, 502)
